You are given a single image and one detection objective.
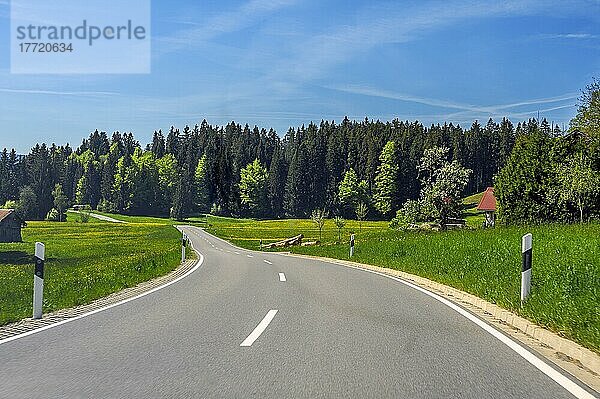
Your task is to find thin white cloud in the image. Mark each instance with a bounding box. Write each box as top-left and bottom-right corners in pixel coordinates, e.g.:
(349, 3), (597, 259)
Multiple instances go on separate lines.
(440, 102), (576, 126)
(491, 93), (580, 110)
(325, 85), (484, 112)
(326, 84), (578, 115)
(537, 33), (598, 39)
(155, 0), (298, 55)
(507, 104), (576, 118)
(264, 0), (549, 84)
(0, 88), (118, 96)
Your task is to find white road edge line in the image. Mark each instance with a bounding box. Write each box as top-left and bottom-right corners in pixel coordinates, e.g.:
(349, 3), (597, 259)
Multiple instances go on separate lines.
(0, 227), (205, 347)
(264, 260), (272, 265)
(278, 273), (286, 282)
(240, 310), (278, 347)
(339, 264), (596, 399)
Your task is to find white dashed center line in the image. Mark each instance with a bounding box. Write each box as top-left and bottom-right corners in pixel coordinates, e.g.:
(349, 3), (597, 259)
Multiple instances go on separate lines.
(240, 310), (278, 347)
(264, 260), (272, 265)
(247, 254), (254, 258)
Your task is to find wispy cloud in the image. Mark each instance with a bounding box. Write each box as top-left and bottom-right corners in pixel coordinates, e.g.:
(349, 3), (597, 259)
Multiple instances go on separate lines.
(491, 93), (580, 110)
(325, 85), (484, 113)
(326, 84), (578, 114)
(536, 33), (598, 40)
(154, 0), (298, 55)
(0, 88), (118, 97)
(323, 83), (578, 126)
(263, 0), (550, 84)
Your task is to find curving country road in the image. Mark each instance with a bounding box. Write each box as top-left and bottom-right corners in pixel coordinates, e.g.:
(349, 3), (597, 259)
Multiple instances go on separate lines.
(0, 226), (595, 398)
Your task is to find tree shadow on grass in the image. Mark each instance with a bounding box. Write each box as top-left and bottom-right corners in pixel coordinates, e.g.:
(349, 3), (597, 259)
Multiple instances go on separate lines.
(0, 251), (34, 265)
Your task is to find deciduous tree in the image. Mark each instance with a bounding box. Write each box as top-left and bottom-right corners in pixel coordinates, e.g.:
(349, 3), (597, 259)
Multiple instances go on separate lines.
(373, 141), (399, 218)
(239, 159), (268, 217)
(557, 151), (600, 223)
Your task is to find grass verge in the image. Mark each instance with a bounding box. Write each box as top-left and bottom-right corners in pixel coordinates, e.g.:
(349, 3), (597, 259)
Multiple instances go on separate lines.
(0, 219), (183, 326)
(206, 216), (600, 353)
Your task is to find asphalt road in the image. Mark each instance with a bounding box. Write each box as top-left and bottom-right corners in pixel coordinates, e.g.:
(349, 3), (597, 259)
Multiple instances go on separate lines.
(0, 226), (595, 398)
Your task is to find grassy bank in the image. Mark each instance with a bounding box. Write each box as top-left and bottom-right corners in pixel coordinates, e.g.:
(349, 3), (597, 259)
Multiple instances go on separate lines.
(206, 216), (600, 353)
(0, 218), (183, 326)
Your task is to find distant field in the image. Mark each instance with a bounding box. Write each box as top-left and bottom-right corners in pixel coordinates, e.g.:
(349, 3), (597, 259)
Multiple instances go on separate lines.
(462, 190), (487, 228)
(206, 216), (600, 353)
(463, 191), (485, 206)
(205, 216), (388, 247)
(0, 218), (183, 326)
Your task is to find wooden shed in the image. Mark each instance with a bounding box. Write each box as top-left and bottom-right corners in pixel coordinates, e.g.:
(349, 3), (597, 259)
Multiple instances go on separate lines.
(477, 187), (497, 228)
(0, 209), (24, 243)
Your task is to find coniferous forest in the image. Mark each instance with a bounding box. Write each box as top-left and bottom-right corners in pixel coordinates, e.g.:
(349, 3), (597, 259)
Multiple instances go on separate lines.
(1, 79), (599, 225)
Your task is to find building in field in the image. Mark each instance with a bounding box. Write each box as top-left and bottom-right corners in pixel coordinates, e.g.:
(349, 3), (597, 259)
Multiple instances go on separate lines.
(477, 187), (497, 228)
(0, 209), (24, 243)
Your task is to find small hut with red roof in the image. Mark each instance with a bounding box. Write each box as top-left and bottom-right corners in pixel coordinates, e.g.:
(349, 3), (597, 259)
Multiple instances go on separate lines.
(477, 187), (497, 228)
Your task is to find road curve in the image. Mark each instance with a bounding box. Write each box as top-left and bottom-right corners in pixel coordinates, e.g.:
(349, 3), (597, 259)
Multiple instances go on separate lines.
(0, 226), (595, 398)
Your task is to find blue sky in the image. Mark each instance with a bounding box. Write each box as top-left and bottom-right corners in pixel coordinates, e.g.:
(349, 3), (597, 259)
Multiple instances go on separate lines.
(0, 0), (599, 152)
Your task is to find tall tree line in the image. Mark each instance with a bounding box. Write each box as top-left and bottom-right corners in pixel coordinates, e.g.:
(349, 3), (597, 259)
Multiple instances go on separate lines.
(2, 117), (535, 220)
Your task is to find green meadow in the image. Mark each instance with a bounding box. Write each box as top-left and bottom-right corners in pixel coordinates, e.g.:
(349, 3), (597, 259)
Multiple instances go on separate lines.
(0, 216), (184, 326)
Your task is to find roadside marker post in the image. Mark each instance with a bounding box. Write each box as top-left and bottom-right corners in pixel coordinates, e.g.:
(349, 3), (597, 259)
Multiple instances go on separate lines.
(33, 242), (45, 320)
(181, 233), (187, 264)
(350, 234), (355, 258)
(521, 233), (532, 303)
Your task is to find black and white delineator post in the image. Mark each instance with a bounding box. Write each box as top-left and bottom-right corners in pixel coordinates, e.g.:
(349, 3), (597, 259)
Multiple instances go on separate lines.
(33, 242), (45, 320)
(521, 233), (532, 303)
(350, 234), (355, 257)
(181, 233), (187, 264)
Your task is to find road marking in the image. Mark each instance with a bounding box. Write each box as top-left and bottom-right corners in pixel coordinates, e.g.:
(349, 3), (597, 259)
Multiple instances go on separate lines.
(323, 262), (596, 399)
(0, 229), (205, 346)
(278, 273), (286, 282)
(247, 254), (254, 258)
(240, 310), (278, 347)
(264, 260), (272, 265)
(234, 252), (240, 255)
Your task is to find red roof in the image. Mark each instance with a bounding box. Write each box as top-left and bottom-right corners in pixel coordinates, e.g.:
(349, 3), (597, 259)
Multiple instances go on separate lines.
(0, 209), (15, 222)
(477, 187), (496, 211)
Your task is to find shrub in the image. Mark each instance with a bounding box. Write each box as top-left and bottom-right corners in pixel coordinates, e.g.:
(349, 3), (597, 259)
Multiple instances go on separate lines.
(76, 205), (91, 223)
(2, 200), (18, 209)
(46, 208), (67, 222)
(210, 203), (224, 216)
(97, 199), (116, 213)
(389, 200), (421, 229)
